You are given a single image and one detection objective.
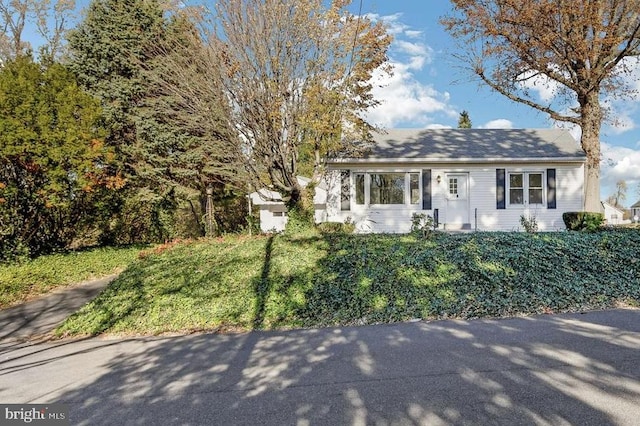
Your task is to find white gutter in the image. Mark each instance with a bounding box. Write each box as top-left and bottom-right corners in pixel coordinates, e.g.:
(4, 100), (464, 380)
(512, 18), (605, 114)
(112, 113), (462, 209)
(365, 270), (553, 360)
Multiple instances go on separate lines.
(328, 156), (586, 164)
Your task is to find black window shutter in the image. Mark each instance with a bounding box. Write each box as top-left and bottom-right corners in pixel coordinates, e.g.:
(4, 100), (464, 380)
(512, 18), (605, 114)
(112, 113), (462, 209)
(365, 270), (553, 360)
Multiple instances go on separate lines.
(547, 168), (557, 209)
(496, 169), (506, 209)
(422, 169), (432, 210)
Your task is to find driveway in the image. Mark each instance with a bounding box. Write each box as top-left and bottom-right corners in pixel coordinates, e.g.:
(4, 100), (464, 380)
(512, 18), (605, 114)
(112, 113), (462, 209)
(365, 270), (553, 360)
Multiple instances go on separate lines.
(0, 309), (639, 425)
(0, 275), (117, 341)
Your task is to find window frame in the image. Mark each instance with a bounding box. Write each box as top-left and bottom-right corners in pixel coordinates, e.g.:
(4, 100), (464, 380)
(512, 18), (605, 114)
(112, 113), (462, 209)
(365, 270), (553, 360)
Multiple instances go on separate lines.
(340, 170), (351, 211)
(507, 170), (546, 207)
(347, 171), (421, 208)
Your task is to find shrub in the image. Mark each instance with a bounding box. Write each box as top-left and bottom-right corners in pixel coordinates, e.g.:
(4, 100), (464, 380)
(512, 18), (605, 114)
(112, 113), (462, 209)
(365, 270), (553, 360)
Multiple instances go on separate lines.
(317, 221), (355, 234)
(520, 214), (538, 233)
(411, 213), (435, 237)
(562, 212), (604, 231)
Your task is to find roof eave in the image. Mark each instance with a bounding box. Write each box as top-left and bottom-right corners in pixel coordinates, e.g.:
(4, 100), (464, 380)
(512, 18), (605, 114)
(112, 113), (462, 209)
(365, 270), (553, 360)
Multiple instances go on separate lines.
(328, 156), (586, 165)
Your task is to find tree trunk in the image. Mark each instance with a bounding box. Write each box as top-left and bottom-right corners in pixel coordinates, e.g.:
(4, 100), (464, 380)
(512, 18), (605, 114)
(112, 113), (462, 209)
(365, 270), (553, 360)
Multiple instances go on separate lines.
(579, 90), (603, 213)
(284, 182), (315, 232)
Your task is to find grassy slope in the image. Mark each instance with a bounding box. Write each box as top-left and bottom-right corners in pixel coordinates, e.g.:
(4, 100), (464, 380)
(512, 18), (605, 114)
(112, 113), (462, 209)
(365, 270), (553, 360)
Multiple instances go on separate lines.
(0, 246), (145, 308)
(56, 229), (640, 337)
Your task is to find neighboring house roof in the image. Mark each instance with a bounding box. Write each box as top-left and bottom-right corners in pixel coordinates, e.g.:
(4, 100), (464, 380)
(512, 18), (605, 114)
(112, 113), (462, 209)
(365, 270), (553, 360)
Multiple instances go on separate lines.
(330, 128), (585, 163)
(631, 200), (640, 209)
(602, 201), (625, 215)
(250, 176), (327, 206)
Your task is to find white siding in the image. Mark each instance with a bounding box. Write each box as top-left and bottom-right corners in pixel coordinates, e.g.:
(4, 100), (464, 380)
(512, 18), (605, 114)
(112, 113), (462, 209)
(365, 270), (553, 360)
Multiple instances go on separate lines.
(602, 203), (627, 225)
(259, 206), (288, 232)
(326, 163), (584, 232)
(252, 183), (328, 232)
(258, 205), (326, 232)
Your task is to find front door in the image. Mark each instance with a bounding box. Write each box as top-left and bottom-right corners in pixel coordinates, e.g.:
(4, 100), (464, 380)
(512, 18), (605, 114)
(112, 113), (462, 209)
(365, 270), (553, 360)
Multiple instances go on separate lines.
(445, 173), (470, 227)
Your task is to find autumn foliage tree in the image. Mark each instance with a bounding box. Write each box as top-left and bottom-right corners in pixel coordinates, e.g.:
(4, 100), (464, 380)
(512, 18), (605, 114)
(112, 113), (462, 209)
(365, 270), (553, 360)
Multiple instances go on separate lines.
(153, 0), (392, 229)
(442, 0), (640, 212)
(0, 56), (108, 260)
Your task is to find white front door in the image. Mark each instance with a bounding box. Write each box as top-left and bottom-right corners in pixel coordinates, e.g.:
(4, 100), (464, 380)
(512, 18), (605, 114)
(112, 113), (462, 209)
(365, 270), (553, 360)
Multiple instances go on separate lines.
(445, 173), (470, 226)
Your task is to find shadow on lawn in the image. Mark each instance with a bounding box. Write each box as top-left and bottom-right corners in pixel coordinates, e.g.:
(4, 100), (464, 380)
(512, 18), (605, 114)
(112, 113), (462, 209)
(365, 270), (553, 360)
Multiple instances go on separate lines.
(252, 235), (274, 329)
(2, 232), (640, 423)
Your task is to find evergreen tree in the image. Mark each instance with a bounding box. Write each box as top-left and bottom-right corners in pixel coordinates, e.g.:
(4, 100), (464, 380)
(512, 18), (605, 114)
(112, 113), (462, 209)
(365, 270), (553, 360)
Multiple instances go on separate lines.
(0, 56), (109, 260)
(67, 0), (165, 174)
(68, 0), (242, 240)
(458, 110), (472, 128)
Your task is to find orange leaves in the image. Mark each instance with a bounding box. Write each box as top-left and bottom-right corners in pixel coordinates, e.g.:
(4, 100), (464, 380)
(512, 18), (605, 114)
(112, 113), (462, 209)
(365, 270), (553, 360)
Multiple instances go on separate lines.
(104, 174), (127, 190)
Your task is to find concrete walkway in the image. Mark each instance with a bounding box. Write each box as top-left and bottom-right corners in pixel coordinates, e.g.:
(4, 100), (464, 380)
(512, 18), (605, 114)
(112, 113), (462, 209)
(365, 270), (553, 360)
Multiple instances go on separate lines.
(0, 275), (117, 342)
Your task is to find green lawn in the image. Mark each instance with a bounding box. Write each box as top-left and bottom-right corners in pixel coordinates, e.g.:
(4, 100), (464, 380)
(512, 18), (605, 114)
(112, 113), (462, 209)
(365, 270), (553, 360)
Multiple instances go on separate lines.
(55, 229), (640, 338)
(0, 246), (145, 308)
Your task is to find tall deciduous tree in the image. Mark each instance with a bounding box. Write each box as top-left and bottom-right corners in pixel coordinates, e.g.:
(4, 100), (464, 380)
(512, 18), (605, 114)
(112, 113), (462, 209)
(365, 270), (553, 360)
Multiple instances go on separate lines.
(442, 0), (640, 212)
(153, 0), (392, 226)
(0, 56), (108, 260)
(609, 179), (627, 207)
(0, 0), (75, 62)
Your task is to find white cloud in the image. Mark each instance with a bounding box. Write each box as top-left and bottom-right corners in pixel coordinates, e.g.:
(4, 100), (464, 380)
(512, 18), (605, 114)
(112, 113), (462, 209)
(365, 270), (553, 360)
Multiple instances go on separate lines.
(600, 141), (640, 204)
(607, 113), (636, 135)
(365, 14), (456, 128)
(426, 124), (452, 129)
(518, 70), (564, 103)
(519, 58), (640, 135)
(367, 61), (455, 127)
(395, 40), (431, 58)
(367, 13), (408, 35)
(405, 30), (423, 39)
(480, 119), (514, 129)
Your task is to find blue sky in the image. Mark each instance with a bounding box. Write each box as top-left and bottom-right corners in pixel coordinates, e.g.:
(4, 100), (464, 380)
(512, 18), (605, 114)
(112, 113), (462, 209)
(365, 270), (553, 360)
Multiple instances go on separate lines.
(354, 0), (640, 205)
(25, 0), (640, 205)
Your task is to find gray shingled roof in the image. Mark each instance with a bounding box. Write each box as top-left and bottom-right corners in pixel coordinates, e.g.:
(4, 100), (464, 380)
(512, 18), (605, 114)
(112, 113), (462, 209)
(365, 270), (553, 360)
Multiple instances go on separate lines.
(344, 128), (585, 162)
(631, 200), (640, 208)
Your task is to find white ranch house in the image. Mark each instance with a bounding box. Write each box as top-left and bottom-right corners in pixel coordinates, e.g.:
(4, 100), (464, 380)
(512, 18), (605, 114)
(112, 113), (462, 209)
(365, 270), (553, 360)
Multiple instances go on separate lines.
(252, 128), (587, 233)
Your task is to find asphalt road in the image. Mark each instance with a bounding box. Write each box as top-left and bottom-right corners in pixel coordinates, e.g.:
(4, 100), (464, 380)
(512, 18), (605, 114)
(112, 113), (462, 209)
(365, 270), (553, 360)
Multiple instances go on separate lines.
(0, 309), (639, 425)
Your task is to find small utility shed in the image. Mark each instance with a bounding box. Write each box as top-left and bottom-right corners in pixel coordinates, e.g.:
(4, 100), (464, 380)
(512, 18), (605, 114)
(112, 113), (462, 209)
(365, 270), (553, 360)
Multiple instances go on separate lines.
(325, 128), (586, 232)
(250, 176), (327, 232)
(602, 201), (626, 225)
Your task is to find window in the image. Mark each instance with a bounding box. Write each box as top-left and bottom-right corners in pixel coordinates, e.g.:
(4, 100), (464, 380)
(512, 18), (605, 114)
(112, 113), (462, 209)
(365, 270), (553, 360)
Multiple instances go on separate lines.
(509, 174), (524, 204)
(410, 173), (420, 204)
(449, 177), (458, 196)
(508, 172), (544, 206)
(370, 173), (405, 204)
(349, 172), (420, 206)
(528, 173), (543, 204)
(355, 174), (365, 205)
(340, 171), (350, 211)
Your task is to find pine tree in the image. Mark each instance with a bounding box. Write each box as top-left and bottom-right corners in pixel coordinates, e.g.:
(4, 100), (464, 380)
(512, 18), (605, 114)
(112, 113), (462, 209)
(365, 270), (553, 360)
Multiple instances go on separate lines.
(68, 1), (244, 239)
(458, 110), (472, 128)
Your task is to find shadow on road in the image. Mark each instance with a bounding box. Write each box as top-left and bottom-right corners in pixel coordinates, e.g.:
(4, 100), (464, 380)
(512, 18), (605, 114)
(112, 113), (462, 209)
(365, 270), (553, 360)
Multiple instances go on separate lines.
(1, 309), (638, 425)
